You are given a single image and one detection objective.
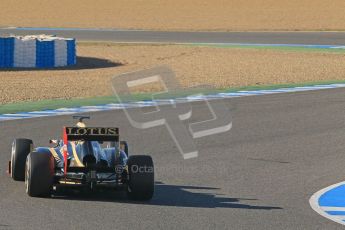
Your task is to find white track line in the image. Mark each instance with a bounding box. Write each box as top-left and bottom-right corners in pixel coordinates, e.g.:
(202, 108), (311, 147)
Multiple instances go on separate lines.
(309, 181), (345, 225)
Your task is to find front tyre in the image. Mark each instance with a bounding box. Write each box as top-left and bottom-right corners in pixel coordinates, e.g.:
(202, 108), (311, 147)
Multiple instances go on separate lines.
(25, 152), (54, 197)
(11, 138), (33, 181)
(127, 155), (154, 200)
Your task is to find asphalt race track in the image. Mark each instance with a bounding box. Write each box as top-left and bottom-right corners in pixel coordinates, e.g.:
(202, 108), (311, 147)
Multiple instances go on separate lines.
(1, 28), (345, 45)
(1, 88), (345, 229)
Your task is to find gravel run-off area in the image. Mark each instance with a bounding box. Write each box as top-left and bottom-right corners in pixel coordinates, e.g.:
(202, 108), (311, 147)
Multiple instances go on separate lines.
(1, 0), (345, 31)
(0, 44), (344, 104)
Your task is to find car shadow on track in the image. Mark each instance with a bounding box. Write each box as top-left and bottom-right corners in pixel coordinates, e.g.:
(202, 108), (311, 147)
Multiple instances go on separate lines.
(52, 181), (282, 210)
(0, 56), (122, 71)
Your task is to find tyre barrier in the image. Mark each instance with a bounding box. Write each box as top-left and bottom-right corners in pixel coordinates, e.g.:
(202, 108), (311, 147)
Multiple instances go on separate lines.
(0, 35), (76, 68)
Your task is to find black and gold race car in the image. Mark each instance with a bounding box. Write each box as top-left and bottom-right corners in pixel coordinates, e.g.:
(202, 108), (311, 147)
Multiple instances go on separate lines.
(8, 116), (154, 200)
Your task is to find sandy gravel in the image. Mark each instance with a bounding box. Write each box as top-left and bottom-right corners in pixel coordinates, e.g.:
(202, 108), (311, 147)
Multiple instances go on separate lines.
(0, 44), (344, 104)
(1, 0), (345, 31)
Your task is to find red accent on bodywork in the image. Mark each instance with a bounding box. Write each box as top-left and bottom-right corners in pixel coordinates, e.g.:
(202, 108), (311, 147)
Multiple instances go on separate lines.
(63, 127), (68, 175)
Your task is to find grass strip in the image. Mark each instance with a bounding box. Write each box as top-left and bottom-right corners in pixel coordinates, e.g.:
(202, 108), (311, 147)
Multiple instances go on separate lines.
(1, 79), (345, 114)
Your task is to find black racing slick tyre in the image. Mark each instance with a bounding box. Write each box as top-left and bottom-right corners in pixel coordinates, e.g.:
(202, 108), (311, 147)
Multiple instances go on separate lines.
(25, 152), (54, 197)
(127, 155), (154, 200)
(10, 138), (33, 181)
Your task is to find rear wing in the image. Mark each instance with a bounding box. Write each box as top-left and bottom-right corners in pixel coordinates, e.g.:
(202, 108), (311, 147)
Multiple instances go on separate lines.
(64, 127), (119, 142)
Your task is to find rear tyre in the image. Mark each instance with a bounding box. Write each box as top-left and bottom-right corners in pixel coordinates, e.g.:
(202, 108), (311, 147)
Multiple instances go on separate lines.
(25, 152), (54, 197)
(127, 155), (154, 200)
(10, 138), (33, 181)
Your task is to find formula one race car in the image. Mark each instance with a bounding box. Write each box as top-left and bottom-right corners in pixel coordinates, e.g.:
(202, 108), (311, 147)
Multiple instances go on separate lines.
(8, 116), (154, 200)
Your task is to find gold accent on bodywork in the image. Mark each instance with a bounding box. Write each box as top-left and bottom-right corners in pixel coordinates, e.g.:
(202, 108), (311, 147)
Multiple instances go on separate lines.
(70, 142), (84, 167)
(76, 122), (86, 128)
(49, 148), (60, 162)
(120, 142), (125, 151)
(59, 180), (81, 185)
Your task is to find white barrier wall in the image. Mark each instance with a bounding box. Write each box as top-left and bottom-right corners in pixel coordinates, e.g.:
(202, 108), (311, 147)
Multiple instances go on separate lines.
(0, 35), (76, 68)
(14, 37), (36, 67)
